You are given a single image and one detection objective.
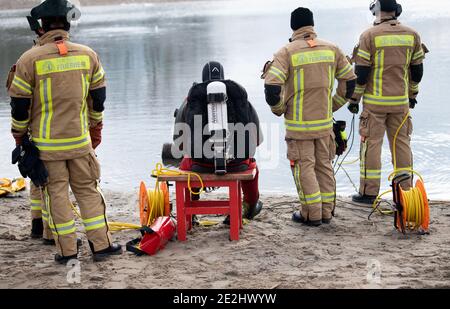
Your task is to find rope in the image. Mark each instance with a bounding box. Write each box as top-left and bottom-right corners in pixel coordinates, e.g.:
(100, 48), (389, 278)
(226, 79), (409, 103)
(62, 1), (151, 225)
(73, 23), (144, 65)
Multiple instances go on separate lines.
(151, 163), (205, 195)
(69, 202), (141, 232)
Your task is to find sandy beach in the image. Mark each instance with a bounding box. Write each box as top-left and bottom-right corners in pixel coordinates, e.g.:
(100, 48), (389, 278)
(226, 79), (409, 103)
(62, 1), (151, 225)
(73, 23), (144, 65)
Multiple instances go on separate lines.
(0, 188), (449, 289)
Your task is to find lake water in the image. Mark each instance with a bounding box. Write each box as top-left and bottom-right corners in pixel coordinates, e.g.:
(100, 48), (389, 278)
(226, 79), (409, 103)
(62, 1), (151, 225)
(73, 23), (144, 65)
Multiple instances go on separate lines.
(1, 0), (449, 200)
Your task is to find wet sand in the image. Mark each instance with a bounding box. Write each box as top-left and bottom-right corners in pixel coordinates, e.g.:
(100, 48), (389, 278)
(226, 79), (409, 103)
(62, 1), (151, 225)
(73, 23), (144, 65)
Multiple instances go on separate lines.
(0, 189), (449, 289)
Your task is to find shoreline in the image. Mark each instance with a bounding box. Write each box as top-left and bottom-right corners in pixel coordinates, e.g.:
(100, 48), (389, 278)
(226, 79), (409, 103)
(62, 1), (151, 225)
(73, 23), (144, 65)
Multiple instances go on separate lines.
(0, 0), (209, 11)
(1, 189), (449, 288)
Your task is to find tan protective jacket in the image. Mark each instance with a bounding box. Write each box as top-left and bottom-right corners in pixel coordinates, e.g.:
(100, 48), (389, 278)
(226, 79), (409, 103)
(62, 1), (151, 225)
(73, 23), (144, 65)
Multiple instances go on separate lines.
(352, 15), (425, 113)
(264, 26), (356, 140)
(8, 30), (105, 161)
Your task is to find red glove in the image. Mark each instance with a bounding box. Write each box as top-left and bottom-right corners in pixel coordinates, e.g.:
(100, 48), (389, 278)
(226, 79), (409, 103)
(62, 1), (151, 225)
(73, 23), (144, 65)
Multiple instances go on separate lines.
(90, 122), (103, 149)
(12, 131), (24, 146)
(14, 135), (23, 146)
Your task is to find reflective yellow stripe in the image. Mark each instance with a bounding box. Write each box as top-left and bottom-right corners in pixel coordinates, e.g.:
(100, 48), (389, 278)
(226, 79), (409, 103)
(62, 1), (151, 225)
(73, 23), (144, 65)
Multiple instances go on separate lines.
(42, 210), (49, 222)
(322, 192), (335, 203)
(92, 66), (105, 84)
(363, 94), (408, 106)
(271, 100), (284, 113)
(404, 49), (412, 96)
(293, 69), (304, 121)
(55, 220), (76, 228)
(81, 74), (90, 135)
(31, 199), (42, 210)
(11, 118), (30, 130)
(50, 220), (76, 235)
(373, 50), (384, 96)
(83, 215), (107, 231)
(89, 111), (104, 121)
(269, 66), (287, 82)
(293, 163), (305, 204)
(328, 65), (334, 117)
(361, 169), (382, 179)
(36, 55), (90, 75)
(291, 50), (335, 67)
(285, 118), (333, 132)
(38, 78), (53, 139)
(333, 94), (347, 106)
(357, 49), (371, 61)
(12, 76), (33, 94)
(354, 86), (365, 95)
(304, 191), (322, 205)
(374, 35), (414, 48)
(360, 141), (367, 178)
(32, 132), (90, 151)
(410, 83), (419, 92)
(413, 49), (424, 60)
(268, 69), (285, 82)
(336, 63), (352, 78)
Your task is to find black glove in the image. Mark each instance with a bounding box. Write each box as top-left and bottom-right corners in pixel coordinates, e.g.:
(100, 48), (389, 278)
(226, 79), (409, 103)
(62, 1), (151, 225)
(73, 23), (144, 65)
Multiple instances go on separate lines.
(409, 98), (417, 109)
(333, 121), (348, 156)
(348, 102), (359, 114)
(28, 160), (49, 187)
(11, 138), (48, 187)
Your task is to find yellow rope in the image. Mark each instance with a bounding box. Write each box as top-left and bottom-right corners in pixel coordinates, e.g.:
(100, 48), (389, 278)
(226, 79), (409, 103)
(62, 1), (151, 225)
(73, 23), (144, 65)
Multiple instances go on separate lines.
(341, 157), (359, 165)
(151, 163), (205, 195)
(69, 202), (140, 232)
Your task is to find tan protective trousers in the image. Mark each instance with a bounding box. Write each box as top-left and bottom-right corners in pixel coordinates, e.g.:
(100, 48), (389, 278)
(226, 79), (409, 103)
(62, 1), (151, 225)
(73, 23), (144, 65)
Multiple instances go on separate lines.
(42, 152), (112, 257)
(287, 135), (336, 221)
(359, 110), (413, 196)
(30, 183), (53, 240)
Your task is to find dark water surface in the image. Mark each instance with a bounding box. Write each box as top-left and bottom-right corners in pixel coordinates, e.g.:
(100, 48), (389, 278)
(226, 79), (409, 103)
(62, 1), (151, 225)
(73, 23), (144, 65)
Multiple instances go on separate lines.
(1, 0), (449, 199)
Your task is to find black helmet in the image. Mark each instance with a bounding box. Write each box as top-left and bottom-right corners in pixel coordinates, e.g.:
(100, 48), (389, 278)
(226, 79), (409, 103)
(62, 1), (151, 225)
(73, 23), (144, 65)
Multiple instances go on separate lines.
(370, 0), (402, 17)
(27, 0), (81, 33)
(202, 61), (225, 82)
(290, 7), (314, 31)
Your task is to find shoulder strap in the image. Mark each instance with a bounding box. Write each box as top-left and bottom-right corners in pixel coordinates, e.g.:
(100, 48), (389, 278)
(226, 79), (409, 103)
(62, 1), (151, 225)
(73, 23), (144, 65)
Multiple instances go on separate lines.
(55, 40), (68, 56)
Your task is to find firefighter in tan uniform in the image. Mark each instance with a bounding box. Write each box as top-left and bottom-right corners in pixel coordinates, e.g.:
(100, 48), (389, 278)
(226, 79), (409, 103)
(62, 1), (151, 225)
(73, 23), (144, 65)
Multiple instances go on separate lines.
(263, 8), (356, 226)
(8, 0), (121, 263)
(349, 0), (426, 204)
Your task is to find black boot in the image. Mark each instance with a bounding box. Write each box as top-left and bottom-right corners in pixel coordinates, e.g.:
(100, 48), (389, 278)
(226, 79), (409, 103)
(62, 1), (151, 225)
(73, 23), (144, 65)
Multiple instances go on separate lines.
(90, 242), (123, 262)
(224, 200), (264, 225)
(292, 211), (322, 227)
(322, 218), (332, 224)
(244, 200), (263, 220)
(54, 253), (78, 265)
(43, 238), (55, 246)
(30, 218), (44, 239)
(352, 193), (377, 205)
(53, 238), (82, 264)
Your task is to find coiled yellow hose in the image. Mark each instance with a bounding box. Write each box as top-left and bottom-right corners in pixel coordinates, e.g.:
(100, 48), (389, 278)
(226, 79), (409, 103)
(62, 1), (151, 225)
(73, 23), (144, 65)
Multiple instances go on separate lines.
(372, 112), (430, 232)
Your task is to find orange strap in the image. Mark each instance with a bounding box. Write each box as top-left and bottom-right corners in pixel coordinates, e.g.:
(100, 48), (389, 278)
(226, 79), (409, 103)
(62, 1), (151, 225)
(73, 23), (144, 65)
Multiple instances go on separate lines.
(55, 40), (68, 56)
(307, 39), (317, 48)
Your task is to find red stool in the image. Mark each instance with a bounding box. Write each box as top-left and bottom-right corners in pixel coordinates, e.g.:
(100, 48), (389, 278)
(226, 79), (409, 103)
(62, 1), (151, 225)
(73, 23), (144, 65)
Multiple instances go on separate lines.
(158, 169), (256, 241)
